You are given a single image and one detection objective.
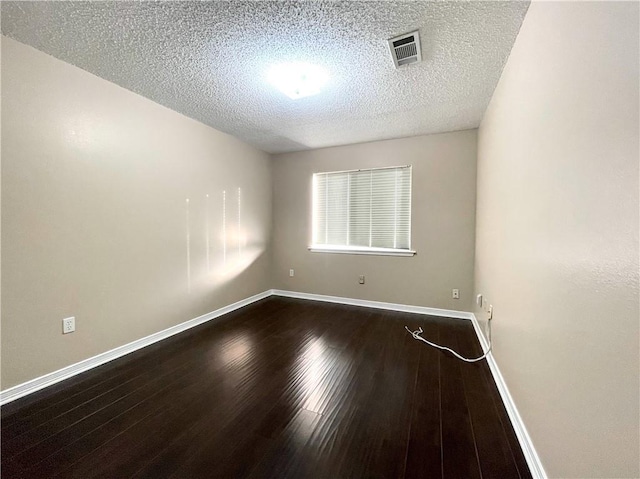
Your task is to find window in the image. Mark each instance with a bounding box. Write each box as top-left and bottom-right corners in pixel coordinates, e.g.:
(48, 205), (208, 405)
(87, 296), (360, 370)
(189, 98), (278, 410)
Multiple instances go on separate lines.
(310, 165), (415, 256)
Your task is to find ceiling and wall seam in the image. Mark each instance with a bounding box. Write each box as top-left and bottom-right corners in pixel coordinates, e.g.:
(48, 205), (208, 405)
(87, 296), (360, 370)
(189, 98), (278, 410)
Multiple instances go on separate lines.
(0, 1), (529, 154)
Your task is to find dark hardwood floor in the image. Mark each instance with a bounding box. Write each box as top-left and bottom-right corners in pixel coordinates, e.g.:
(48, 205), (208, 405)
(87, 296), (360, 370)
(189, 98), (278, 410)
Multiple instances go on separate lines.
(1, 297), (531, 478)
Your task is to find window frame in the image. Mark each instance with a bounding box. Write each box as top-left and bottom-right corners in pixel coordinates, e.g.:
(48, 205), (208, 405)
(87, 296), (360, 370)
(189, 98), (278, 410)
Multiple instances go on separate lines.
(309, 165), (416, 257)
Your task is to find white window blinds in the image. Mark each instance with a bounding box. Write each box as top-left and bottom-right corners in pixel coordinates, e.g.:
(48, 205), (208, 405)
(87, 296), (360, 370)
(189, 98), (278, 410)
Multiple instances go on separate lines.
(312, 166), (412, 253)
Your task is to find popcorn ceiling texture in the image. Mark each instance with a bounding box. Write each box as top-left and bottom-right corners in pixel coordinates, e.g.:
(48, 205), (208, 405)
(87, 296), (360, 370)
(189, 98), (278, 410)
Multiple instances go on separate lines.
(1, 1), (529, 154)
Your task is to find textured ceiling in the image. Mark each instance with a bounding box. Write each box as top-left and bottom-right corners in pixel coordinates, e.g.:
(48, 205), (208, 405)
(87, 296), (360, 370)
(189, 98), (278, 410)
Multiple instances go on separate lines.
(1, 1), (529, 154)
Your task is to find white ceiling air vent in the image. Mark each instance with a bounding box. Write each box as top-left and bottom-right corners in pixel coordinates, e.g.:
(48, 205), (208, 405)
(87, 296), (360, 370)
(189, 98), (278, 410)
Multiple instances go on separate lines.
(388, 30), (422, 68)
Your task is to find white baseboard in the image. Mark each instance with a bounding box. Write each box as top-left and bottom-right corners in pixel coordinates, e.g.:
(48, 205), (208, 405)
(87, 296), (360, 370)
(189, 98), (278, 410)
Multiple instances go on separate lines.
(0, 288), (546, 479)
(470, 314), (547, 479)
(271, 289), (473, 320)
(0, 290), (272, 406)
(275, 290), (545, 477)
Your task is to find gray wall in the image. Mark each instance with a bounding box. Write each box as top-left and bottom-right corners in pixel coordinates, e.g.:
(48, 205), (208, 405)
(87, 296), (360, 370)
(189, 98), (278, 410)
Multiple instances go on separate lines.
(272, 130), (477, 311)
(474, 2), (639, 477)
(1, 37), (272, 389)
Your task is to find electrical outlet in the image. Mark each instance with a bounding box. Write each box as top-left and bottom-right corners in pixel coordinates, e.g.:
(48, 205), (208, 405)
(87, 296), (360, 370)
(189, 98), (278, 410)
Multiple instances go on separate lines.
(289, 269), (294, 277)
(358, 275), (365, 284)
(62, 317), (75, 334)
(488, 305), (493, 320)
(452, 289), (460, 299)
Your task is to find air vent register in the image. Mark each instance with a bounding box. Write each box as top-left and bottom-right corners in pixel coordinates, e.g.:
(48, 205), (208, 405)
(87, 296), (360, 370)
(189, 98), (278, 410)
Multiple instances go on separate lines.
(388, 30), (422, 68)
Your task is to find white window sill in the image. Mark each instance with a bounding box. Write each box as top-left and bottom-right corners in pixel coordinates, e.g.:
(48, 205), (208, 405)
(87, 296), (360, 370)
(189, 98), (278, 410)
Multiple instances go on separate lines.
(308, 245), (416, 257)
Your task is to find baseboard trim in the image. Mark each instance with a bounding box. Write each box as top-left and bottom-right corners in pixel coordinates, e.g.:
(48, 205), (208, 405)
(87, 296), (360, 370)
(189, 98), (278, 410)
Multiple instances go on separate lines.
(470, 314), (547, 479)
(275, 290), (545, 476)
(0, 290), (272, 406)
(0, 288), (545, 479)
(271, 289), (473, 320)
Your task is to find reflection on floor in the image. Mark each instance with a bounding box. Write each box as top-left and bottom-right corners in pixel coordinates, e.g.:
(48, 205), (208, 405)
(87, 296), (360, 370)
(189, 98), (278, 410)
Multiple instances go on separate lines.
(1, 297), (531, 478)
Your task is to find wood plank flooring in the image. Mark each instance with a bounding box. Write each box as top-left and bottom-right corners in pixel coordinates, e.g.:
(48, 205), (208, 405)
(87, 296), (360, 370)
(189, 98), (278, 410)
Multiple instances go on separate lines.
(1, 297), (532, 478)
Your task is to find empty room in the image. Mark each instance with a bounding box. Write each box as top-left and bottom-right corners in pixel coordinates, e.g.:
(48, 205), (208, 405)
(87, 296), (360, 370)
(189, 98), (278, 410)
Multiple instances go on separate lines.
(1, 1), (638, 478)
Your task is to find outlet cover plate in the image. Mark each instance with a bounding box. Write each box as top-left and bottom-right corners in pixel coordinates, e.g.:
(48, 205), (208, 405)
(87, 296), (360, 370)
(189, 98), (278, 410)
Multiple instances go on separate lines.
(62, 317), (75, 334)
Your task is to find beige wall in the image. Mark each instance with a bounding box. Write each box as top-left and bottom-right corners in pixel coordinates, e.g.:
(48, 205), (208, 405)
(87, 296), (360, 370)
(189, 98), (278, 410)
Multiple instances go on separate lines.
(1, 37), (272, 389)
(474, 2), (639, 478)
(272, 130), (477, 310)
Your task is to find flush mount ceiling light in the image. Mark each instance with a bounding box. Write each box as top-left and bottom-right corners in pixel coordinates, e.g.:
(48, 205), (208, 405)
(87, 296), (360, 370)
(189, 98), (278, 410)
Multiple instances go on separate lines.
(267, 63), (328, 100)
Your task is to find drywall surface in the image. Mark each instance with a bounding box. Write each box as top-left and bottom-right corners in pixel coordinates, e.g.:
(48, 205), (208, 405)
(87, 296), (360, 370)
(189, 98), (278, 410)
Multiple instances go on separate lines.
(272, 130), (477, 311)
(474, 2), (639, 477)
(1, 1), (528, 154)
(1, 37), (272, 389)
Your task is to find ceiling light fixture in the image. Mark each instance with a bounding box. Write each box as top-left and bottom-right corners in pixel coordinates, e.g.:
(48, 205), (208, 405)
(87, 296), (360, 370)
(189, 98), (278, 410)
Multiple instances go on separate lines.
(267, 63), (328, 100)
